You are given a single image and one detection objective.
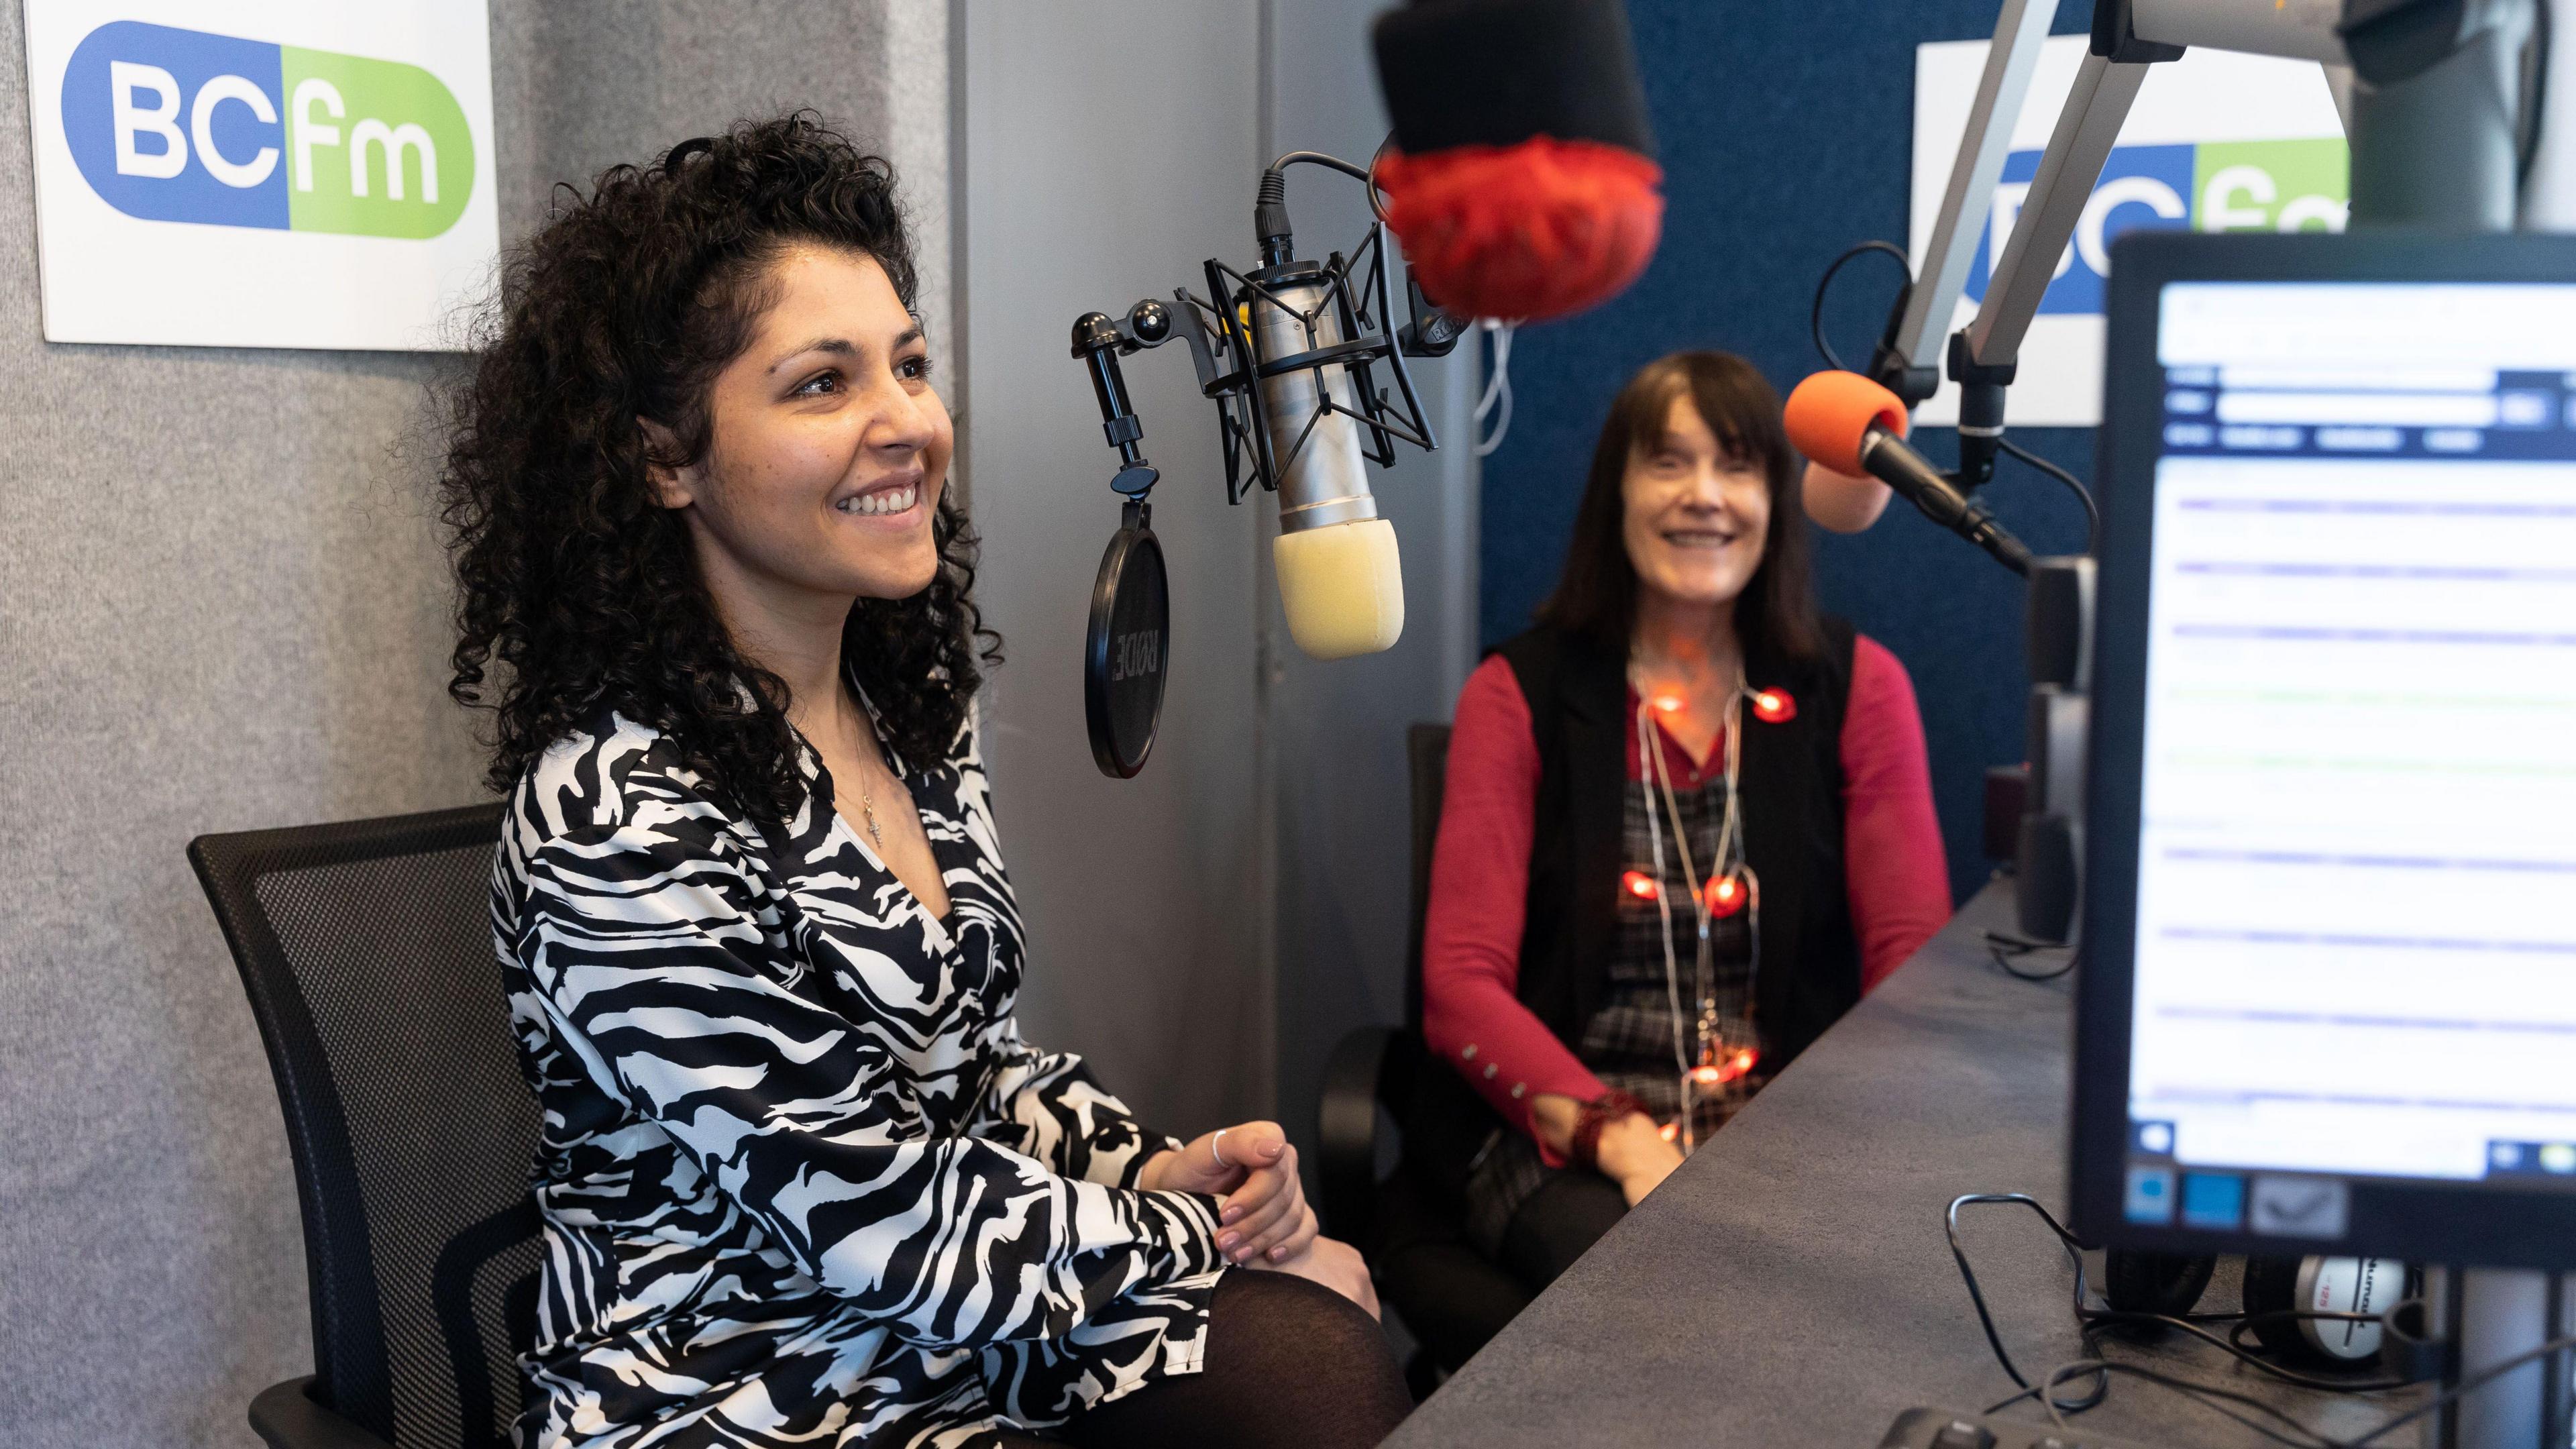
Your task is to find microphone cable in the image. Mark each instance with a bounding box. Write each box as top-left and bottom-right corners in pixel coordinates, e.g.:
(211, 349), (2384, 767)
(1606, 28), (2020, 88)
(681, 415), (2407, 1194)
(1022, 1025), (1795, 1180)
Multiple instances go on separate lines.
(1996, 437), (2100, 556)
(1810, 239), (1915, 373)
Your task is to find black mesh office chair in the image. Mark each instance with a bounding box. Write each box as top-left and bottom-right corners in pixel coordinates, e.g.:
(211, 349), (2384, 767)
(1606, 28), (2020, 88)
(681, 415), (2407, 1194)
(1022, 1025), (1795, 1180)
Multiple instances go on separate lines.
(190, 803), (543, 1449)
(1315, 724), (1448, 1243)
(1316, 724), (1530, 1389)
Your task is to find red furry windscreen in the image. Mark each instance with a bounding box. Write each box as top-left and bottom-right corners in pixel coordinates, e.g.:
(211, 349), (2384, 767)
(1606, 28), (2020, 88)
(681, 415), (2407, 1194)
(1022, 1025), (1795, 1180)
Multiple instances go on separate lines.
(1377, 137), (1664, 323)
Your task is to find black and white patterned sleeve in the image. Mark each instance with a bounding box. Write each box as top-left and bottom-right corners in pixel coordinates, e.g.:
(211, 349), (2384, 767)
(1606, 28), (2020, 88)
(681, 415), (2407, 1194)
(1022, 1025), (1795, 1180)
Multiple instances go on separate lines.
(969, 1027), (1184, 1188)
(509, 790), (1226, 1348)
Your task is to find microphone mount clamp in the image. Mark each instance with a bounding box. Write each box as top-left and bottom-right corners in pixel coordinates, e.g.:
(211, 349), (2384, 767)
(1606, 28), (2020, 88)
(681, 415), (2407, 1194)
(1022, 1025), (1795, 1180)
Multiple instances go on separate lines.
(1070, 212), (1444, 513)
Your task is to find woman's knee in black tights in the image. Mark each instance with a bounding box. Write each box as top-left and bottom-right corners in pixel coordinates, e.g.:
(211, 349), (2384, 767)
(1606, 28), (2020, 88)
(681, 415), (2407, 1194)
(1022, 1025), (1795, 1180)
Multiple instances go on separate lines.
(1212, 1271), (1405, 1398)
(1051, 1270), (1409, 1449)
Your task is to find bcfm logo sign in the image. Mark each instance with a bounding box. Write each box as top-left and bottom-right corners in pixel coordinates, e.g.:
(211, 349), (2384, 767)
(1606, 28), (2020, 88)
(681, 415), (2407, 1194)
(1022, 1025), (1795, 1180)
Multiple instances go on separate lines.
(62, 21), (474, 239)
(1966, 139), (2347, 317)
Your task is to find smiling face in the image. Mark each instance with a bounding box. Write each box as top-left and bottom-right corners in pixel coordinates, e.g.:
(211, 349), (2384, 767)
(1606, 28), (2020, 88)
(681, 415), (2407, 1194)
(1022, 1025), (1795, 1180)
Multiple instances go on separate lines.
(1620, 392), (1772, 612)
(647, 244), (951, 618)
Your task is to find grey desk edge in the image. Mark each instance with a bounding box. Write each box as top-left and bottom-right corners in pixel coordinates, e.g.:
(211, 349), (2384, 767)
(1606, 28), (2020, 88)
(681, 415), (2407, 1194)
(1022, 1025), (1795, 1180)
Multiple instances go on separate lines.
(1385, 881), (2414, 1449)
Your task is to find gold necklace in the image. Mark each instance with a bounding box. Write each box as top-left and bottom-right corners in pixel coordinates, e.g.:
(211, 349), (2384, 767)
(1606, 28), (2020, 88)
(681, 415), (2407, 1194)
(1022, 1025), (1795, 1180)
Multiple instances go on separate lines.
(857, 772), (884, 849)
(842, 697), (886, 850)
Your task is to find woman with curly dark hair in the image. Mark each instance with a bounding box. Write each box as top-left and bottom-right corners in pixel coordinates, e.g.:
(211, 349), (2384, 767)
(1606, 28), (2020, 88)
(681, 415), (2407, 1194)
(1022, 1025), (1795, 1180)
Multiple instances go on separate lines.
(443, 113), (1407, 1449)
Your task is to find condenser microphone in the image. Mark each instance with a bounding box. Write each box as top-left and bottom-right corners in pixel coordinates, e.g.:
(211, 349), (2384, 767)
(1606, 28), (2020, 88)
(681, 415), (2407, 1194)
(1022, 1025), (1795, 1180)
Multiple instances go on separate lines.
(1066, 150), (1444, 774)
(1253, 272), (1406, 660)
(1248, 164), (1405, 659)
(1784, 370), (2033, 576)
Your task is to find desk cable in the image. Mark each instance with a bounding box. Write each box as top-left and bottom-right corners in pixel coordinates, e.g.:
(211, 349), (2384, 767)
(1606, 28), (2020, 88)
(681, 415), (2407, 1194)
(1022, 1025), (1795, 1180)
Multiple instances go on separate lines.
(2006, 1336), (2576, 1449)
(1943, 1193), (2417, 1430)
(1982, 932), (2078, 983)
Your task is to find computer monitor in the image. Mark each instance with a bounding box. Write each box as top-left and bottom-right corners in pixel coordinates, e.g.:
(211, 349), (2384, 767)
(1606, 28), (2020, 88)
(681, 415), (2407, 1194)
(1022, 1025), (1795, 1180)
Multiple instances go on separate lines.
(2074, 230), (2576, 1272)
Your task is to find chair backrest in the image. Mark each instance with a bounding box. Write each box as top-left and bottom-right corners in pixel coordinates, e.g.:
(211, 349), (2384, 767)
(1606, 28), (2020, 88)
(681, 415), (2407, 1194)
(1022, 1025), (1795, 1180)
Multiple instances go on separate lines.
(191, 803), (542, 1449)
(1402, 722), (1453, 1032)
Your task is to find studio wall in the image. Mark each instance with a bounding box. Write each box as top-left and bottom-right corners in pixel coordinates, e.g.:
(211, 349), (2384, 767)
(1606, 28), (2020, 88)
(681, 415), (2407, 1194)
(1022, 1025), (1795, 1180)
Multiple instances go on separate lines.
(0, 6), (945, 1446)
(1, 5), (1471, 1445)
(956, 0), (1275, 1140)
(1477, 0), (2101, 904)
(956, 0), (1481, 1155)
(1261, 0), (1481, 1177)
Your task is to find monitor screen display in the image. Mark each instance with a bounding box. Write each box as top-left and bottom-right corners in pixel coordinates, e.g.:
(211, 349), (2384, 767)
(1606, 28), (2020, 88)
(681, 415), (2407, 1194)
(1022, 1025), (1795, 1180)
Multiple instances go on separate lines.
(2117, 275), (2576, 1243)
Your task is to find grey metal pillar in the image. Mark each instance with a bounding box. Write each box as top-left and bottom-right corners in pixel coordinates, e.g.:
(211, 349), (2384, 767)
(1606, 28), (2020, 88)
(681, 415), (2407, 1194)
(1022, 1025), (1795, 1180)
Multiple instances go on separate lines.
(2345, 0), (2536, 229)
(2423, 1267), (2573, 1449)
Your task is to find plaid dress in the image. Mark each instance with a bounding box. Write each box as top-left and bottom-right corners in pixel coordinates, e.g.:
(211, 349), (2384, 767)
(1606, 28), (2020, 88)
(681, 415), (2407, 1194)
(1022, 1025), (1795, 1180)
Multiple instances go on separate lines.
(1462, 741), (1766, 1253)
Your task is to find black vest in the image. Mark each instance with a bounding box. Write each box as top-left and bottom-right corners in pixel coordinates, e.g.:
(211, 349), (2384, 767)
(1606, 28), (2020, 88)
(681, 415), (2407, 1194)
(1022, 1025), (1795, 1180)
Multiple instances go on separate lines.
(1405, 618), (1863, 1198)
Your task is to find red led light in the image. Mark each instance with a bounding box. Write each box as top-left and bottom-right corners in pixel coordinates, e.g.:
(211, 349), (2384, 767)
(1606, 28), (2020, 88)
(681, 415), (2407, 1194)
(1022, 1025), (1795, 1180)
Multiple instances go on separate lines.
(1705, 872), (1747, 918)
(1621, 869), (1661, 900)
(1690, 1046), (1760, 1090)
(1752, 688), (1796, 724)
(1658, 1120), (1679, 1142)
(1651, 692), (1684, 714)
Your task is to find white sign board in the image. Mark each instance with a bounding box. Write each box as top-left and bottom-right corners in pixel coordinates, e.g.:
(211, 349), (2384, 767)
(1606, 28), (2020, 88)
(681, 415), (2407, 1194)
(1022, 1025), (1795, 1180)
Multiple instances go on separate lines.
(21, 1), (498, 351)
(1911, 37), (2346, 426)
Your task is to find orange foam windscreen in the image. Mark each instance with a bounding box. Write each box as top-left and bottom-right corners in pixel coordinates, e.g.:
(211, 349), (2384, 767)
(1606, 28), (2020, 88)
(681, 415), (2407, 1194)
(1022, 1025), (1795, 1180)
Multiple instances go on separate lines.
(1783, 370), (1910, 478)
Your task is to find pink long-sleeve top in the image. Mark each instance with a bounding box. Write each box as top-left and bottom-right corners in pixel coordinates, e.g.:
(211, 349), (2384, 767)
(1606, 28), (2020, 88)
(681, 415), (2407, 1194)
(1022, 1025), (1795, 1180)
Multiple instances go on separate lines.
(1421, 635), (1952, 1160)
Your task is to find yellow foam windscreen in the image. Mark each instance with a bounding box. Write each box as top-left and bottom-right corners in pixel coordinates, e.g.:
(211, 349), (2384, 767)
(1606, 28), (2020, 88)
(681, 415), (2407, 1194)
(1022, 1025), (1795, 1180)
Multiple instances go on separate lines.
(1273, 518), (1405, 659)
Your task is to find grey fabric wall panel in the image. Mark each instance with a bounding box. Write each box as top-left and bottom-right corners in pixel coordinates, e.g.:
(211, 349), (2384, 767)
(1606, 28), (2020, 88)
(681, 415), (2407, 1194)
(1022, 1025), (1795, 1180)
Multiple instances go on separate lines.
(0, 5), (945, 1447)
(956, 0), (1273, 1140)
(493, 3), (952, 362)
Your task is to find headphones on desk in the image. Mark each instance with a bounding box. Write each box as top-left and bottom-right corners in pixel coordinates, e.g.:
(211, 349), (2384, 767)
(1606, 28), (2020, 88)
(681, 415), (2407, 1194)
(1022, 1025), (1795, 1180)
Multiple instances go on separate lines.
(2104, 1248), (2413, 1370)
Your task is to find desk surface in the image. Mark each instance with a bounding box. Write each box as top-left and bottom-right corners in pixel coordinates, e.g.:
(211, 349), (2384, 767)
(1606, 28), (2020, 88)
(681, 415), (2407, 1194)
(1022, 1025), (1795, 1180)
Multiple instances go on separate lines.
(1387, 882), (2414, 1449)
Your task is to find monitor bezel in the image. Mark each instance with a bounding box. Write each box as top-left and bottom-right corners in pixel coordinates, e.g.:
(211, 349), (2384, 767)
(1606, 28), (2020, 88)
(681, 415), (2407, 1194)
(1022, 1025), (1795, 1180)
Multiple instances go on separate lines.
(2073, 228), (2576, 1270)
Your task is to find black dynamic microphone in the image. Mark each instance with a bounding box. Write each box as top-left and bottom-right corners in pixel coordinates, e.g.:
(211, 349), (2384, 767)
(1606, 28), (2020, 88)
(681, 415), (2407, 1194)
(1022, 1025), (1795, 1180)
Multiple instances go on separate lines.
(1784, 370), (2033, 576)
(1371, 0), (1664, 323)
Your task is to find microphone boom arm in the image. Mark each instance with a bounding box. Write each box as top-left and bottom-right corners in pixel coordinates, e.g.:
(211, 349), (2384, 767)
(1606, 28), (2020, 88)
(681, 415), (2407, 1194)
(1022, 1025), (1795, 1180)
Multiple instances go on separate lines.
(1884, 0), (2534, 482)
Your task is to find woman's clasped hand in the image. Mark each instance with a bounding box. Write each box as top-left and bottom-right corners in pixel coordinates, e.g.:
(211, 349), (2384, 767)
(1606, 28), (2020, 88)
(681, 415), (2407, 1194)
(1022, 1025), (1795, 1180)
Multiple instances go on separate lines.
(1591, 1112), (1688, 1208)
(1529, 1095), (1685, 1208)
(1141, 1120), (1381, 1318)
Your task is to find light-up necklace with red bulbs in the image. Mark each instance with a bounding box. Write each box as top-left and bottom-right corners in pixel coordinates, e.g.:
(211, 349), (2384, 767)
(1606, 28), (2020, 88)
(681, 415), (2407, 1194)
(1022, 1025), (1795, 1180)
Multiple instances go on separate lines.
(1628, 669), (1785, 1153)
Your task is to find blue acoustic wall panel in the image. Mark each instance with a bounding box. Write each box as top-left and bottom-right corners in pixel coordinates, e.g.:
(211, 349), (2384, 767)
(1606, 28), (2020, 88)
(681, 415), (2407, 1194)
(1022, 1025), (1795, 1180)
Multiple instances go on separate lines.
(1478, 0), (2098, 904)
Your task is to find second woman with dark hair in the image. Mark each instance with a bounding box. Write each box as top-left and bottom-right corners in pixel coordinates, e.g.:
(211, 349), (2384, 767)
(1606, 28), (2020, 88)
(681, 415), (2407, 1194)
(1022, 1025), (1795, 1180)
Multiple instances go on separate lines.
(1400, 352), (1951, 1366)
(449, 116), (1408, 1449)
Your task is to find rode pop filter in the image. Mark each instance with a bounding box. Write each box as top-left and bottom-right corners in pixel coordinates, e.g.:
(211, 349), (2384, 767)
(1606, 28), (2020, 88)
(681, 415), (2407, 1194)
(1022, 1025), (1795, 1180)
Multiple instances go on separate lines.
(1085, 502), (1169, 779)
(1371, 0), (1664, 321)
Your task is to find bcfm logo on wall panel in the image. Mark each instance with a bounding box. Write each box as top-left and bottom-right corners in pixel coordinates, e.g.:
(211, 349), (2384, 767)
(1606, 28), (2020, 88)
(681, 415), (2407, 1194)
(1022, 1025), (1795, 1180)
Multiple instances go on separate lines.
(1962, 138), (2348, 318)
(64, 21), (474, 239)
(1911, 38), (2347, 427)
(21, 3), (498, 350)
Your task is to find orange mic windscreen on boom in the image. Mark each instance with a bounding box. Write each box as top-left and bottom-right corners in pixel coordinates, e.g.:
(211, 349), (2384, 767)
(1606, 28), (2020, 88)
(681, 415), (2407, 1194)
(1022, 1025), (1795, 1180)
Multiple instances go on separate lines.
(1371, 0), (1663, 323)
(1784, 370), (1912, 478)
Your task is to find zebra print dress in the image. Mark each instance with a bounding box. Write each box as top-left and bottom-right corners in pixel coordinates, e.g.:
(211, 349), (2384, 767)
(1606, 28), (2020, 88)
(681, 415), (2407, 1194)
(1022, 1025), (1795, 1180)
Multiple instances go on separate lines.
(491, 706), (1227, 1449)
